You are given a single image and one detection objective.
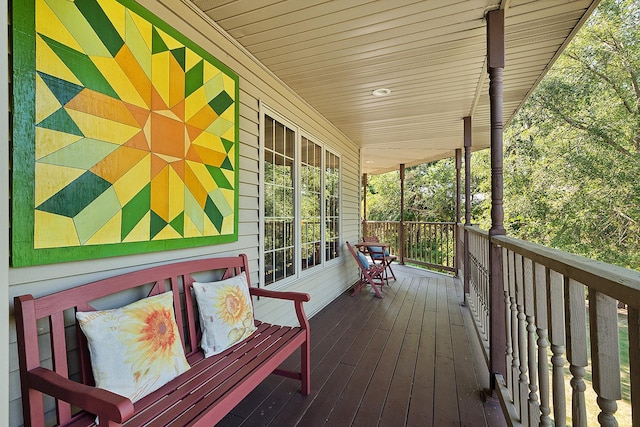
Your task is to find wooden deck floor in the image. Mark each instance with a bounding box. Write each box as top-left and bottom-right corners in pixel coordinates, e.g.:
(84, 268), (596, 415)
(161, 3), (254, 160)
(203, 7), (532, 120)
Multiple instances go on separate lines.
(218, 265), (507, 427)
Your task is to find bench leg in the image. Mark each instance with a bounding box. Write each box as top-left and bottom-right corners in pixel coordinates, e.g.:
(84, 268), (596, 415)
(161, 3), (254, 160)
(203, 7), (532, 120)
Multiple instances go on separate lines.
(301, 334), (311, 395)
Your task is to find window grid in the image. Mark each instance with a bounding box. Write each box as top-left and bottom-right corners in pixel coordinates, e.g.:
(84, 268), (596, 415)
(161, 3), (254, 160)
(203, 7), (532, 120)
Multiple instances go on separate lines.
(301, 136), (322, 271)
(264, 115), (296, 286)
(261, 107), (341, 287)
(325, 151), (340, 262)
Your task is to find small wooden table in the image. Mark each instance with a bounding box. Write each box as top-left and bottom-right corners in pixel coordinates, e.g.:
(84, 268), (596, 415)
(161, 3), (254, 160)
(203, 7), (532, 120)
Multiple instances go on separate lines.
(355, 241), (395, 283)
(354, 241), (391, 252)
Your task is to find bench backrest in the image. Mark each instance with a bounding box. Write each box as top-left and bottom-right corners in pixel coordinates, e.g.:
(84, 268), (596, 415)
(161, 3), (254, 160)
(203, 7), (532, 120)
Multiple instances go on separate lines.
(14, 254), (251, 420)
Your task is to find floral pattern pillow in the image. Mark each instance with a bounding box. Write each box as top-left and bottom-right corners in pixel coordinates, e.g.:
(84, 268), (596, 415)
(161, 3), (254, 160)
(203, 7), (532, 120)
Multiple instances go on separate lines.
(76, 291), (190, 402)
(192, 274), (257, 357)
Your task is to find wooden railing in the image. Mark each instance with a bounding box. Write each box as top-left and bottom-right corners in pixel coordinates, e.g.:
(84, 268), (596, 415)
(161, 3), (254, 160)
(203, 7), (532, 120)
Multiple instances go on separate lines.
(363, 221), (456, 273)
(363, 220), (400, 254)
(464, 225), (640, 427)
(465, 226), (491, 364)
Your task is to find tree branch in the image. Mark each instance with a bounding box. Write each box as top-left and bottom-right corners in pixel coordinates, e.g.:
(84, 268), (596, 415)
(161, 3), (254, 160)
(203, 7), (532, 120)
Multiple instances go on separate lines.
(544, 102), (633, 157)
(565, 51), (636, 115)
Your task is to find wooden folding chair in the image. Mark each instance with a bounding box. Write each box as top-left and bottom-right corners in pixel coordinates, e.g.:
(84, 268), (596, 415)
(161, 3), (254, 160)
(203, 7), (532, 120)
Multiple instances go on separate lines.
(346, 241), (386, 298)
(363, 235), (397, 282)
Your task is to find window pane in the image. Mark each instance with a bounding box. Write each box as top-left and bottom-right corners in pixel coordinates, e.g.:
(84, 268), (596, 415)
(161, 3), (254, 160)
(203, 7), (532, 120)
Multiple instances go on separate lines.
(264, 114), (296, 285)
(264, 251), (274, 285)
(325, 151), (340, 261)
(301, 136), (322, 271)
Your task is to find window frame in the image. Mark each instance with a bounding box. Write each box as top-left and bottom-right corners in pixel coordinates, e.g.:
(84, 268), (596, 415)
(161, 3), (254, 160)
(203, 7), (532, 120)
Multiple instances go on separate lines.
(259, 103), (341, 289)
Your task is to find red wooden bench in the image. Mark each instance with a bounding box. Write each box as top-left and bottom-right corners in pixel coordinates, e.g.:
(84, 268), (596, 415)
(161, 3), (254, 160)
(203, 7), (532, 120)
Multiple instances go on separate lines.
(14, 254), (311, 427)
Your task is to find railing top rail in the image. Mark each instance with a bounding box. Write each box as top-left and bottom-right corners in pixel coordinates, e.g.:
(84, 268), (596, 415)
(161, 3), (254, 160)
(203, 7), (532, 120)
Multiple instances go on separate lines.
(464, 224), (489, 237)
(404, 221), (456, 225)
(492, 234), (640, 307)
(365, 220), (456, 225)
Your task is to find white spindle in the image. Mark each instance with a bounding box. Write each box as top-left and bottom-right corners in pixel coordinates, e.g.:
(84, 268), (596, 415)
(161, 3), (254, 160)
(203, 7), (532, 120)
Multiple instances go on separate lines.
(505, 248), (515, 401)
(535, 263), (551, 426)
(589, 290), (621, 427)
(515, 253), (529, 421)
(524, 258), (539, 426)
(548, 270), (566, 427)
(565, 278), (587, 427)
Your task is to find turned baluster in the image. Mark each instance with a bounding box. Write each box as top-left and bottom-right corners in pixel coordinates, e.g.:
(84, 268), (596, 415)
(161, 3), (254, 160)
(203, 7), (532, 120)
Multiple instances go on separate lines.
(535, 263), (551, 426)
(565, 278), (587, 427)
(589, 290), (621, 427)
(503, 248), (514, 399)
(524, 258), (539, 426)
(515, 254), (529, 420)
(548, 270), (566, 427)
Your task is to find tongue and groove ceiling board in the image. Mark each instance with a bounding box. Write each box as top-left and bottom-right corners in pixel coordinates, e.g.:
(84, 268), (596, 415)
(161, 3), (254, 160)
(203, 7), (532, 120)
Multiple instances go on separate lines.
(189, 0), (600, 174)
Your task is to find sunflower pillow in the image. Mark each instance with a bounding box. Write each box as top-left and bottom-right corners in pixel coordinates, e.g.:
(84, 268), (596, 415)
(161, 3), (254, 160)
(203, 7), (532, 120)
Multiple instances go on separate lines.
(76, 291), (190, 402)
(192, 274), (257, 357)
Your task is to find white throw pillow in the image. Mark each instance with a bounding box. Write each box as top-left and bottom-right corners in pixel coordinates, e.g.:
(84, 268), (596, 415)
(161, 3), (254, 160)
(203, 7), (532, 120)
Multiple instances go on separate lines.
(76, 291), (190, 402)
(192, 274), (257, 357)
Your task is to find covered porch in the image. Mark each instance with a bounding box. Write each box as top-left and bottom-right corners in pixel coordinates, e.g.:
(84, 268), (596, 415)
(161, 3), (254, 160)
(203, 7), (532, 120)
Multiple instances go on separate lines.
(218, 263), (506, 427)
(4, 1), (639, 426)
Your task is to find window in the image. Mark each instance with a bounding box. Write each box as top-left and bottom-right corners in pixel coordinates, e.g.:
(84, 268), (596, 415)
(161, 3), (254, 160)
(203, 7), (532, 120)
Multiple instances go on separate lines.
(263, 115), (295, 286)
(261, 107), (341, 287)
(301, 137), (322, 271)
(325, 150), (340, 261)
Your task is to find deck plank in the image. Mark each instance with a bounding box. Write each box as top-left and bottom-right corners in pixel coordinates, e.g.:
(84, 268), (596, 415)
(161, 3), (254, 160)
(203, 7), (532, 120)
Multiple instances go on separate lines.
(448, 277), (490, 427)
(323, 278), (412, 426)
(351, 279), (419, 427)
(268, 278), (404, 426)
(433, 277), (461, 426)
(406, 277), (437, 427)
(217, 264), (507, 427)
(379, 278), (427, 426)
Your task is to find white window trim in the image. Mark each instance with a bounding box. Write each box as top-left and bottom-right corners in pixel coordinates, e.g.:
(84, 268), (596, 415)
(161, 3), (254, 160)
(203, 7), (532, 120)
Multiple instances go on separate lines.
(259, 102), (341, 289)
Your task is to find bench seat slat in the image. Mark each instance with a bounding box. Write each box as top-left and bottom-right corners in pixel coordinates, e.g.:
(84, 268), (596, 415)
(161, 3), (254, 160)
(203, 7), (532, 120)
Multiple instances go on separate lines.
(183, 331), (307, 427)
(128, 323), (287, 426)
(145, 326), (303, 427)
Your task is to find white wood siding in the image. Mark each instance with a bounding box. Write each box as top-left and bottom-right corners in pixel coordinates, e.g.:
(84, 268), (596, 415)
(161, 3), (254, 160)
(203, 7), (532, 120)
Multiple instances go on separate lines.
(6, 1), (361, 425)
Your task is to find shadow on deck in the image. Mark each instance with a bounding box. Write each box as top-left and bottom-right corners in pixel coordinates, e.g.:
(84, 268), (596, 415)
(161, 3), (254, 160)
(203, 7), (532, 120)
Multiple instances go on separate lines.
(218, 264), (507, 427)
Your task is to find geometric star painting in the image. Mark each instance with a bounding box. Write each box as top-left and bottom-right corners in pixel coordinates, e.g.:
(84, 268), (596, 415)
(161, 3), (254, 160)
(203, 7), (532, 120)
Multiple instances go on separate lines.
(12, 0), (239, 266)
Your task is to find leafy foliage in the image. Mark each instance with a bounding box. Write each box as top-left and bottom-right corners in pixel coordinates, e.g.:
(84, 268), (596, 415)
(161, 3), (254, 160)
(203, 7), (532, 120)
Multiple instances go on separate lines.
(365, 0), (640, 269)
(495, 0), (640, 269)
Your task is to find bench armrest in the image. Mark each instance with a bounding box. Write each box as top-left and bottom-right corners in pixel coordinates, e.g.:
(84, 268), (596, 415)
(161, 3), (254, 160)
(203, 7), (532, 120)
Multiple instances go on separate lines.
(27, 367), (135, 423)
(250, 287), (310, 302)
(249, 288), (311, 330)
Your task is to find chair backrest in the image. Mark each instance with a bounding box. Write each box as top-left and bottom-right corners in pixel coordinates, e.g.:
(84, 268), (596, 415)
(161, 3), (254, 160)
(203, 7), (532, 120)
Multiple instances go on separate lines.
(346, 241), (367, 270)
(363, 235), (390, 259)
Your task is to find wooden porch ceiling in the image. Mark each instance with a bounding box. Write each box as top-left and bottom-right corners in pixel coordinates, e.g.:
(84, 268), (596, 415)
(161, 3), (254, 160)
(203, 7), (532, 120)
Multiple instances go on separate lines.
(187, 0), (600, 175)
(216, 264), (506, 426)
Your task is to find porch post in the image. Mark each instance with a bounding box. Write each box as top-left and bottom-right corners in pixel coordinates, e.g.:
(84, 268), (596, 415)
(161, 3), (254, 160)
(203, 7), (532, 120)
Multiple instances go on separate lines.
(463, 116), (472, 303)
(455, 149), (462, 277)
(487, 8), (507, 389)
(362, 173), (368, 237)
(399, 163), (405, 264)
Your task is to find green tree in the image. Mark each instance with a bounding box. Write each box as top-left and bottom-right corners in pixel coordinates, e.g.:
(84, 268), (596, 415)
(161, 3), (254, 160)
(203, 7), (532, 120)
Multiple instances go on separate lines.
(366, 0), (640, 269)
(494, 0), (640, 268)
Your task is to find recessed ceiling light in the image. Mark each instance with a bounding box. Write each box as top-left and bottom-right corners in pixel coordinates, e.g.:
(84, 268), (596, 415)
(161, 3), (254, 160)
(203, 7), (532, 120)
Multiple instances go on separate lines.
(372, 88), (391, 97)
(365, 160), (375, 164)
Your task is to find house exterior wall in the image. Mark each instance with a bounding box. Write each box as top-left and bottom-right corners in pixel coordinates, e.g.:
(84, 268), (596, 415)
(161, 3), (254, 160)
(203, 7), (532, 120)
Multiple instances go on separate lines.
(6, 1), (361, 425)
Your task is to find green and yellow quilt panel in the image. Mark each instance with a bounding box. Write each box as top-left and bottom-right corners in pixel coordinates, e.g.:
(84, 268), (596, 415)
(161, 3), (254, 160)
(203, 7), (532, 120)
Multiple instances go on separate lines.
(12, 0), (239, 266)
